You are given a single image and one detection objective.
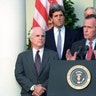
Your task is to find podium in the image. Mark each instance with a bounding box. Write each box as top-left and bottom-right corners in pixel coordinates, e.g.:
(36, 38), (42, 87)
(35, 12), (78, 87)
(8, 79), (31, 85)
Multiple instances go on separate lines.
(47, 60), (96, 96)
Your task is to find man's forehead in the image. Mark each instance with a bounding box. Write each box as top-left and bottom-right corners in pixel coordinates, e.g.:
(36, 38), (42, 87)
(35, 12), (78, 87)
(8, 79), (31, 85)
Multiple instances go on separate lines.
(33, 31), (44, 35)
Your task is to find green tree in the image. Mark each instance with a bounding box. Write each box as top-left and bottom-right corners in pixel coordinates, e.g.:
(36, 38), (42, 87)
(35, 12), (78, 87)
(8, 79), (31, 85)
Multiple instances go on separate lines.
(63, 0), (79, 29)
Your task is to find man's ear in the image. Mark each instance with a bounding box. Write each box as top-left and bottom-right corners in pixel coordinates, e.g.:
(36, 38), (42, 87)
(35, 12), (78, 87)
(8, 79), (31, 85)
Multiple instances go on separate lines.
(30, 37), (32, 42)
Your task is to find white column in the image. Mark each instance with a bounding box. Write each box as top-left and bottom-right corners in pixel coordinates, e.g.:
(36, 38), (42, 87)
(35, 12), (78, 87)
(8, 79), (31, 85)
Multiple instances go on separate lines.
(0, 0), (26, 96)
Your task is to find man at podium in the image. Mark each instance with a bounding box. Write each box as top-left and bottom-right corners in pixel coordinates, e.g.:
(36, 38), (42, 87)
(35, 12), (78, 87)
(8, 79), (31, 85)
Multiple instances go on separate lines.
(66, 14), (96, 60)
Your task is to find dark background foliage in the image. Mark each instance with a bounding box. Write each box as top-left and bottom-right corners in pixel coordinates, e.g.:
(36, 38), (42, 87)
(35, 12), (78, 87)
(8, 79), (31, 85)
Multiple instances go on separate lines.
(63, 0), (79, 29)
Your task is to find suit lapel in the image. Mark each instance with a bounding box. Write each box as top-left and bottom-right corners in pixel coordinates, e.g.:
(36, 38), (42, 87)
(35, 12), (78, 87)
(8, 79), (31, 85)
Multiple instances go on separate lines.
(62, 28), (67, 59)
(82, 39), (86, 47)
(50, 29), (57, 51)
(39, 48), (49, 76)
(27, 49), (38, 76)
(62, 27), (74, 59)
(91, 43), (96, 60)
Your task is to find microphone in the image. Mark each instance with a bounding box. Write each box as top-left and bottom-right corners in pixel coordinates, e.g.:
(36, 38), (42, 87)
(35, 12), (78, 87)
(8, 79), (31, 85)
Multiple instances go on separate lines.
(76, 45), (89, 60)
(82, 45), (89, 59)
(76, 46), (83, 60)
(84, 45), (89, 54)
(77, 46), (82, 54)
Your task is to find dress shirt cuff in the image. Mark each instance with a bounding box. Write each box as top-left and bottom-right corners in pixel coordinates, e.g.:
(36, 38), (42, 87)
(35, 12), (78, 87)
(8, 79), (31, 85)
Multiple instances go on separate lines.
(30, 85), (35, 91)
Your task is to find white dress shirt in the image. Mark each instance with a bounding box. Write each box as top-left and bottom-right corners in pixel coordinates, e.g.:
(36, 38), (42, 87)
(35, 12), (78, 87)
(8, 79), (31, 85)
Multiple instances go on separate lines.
(86, 39), (96, 50)
(33, 47), (44, 62)
(53, 26), (65, 57)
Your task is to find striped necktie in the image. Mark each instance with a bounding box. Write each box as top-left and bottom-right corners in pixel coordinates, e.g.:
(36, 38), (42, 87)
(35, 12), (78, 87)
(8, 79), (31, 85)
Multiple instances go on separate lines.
(86, 41), (93, 60)
(35, 50), (41, 74)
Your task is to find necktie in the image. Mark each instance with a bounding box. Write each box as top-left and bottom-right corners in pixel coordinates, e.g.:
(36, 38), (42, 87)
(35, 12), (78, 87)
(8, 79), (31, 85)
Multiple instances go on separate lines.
(57, 30), (61, 59)
(86, 41), (93, 60)
(35, 51), (41, 74)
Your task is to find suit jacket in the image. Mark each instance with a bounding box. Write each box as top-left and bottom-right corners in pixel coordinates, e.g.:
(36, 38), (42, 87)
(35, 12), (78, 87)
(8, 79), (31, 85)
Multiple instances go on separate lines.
(45, 26), (79, 60)
(15, 48), (58, 96)
(71, 39), (95, 60)
(75, 26), (84, 40)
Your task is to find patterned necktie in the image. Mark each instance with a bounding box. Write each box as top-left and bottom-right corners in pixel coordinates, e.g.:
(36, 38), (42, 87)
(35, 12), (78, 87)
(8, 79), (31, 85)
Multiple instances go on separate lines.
(35, 50), (41, 74)
(86, 41), (93, 60)
(57, 30), (61, 59)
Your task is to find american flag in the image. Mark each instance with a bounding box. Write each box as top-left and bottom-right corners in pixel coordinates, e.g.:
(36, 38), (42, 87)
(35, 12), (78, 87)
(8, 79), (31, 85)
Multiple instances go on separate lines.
(32, 0), (63, 30)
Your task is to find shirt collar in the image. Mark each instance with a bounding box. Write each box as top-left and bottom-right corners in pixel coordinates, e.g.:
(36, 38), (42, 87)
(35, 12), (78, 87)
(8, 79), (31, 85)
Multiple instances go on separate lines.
(54, 26), (65, 33)
(32, 47), (44, 61)
(86, 38), (96, 46)
(33, 47), (44, 54)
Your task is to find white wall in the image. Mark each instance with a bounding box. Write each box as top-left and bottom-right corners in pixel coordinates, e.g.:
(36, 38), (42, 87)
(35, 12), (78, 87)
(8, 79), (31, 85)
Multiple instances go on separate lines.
(72, 0), (94, 26)
(0, 0), (26, 96)
(94, 0), (96, 8)
(26, 0), (35, 44)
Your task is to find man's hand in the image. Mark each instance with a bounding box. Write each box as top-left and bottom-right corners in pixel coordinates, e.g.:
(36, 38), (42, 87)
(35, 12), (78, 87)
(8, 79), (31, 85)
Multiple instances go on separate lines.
(32, 84), (46, 96)
(66, 49), (77, 60)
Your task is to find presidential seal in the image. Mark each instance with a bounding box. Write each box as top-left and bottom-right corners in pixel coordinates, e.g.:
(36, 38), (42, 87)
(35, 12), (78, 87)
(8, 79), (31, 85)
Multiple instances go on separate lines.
(67, 65), (91, 90)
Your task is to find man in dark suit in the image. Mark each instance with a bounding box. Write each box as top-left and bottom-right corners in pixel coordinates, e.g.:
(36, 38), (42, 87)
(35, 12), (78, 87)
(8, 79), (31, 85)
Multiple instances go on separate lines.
(15, 27), (58, 96)
(66, 14), (96, 60)
(76, 7), (96, 40)
(45, 4), (78, 60)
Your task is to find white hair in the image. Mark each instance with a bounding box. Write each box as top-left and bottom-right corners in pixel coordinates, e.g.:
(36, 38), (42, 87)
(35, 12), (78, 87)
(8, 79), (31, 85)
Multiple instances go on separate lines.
(29, 27), (45, 38)
(84, 7), (96, 14)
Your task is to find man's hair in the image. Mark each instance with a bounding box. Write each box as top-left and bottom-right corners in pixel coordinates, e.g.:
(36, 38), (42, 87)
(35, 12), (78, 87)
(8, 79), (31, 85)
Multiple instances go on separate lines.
(49, 4), (65, 18)
(85, 14), (96, 19)
(84, 7), (96, 14)
(30, 27), (45, 38)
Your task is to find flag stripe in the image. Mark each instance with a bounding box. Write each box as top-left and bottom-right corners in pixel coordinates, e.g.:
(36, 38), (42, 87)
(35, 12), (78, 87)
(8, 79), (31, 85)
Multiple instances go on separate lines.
(33, 8), (48, 30)
(35, 0), (48, 25)
(41, 0), (50, 14)
(33, 18), (40, 27)
(48, 0), (58, 4)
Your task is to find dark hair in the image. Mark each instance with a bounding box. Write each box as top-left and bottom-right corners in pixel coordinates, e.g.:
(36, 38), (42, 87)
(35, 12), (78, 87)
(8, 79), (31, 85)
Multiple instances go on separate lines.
(85, 14), (96, 19)
(49, 4), (65, 18)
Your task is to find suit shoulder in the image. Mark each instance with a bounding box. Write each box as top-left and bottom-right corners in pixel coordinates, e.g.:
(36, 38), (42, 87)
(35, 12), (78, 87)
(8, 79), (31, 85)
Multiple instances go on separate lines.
(46, 28), (53, 33)
(45, 48), (59, 59)
(45, 48), (57, 53)
(44, 48), (57, 56)
(65, 26), (75, 31)
(18, 49), (31, 56)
